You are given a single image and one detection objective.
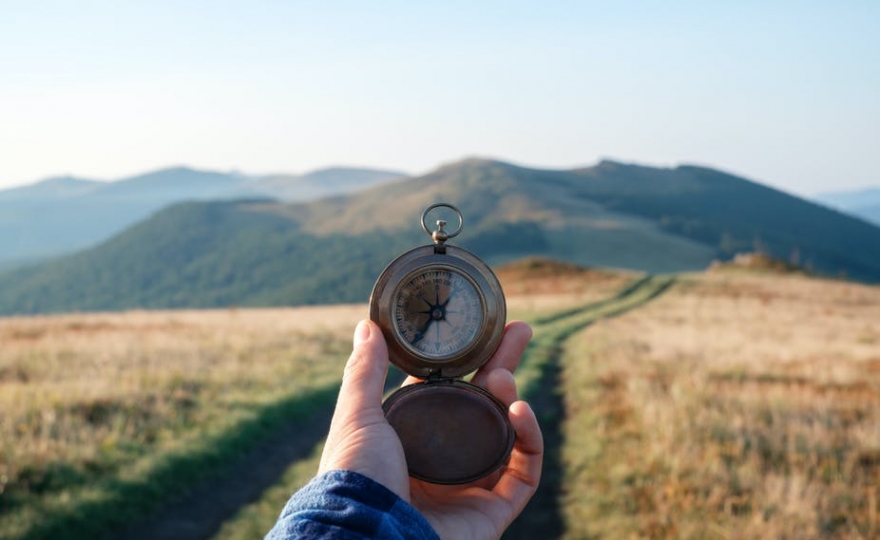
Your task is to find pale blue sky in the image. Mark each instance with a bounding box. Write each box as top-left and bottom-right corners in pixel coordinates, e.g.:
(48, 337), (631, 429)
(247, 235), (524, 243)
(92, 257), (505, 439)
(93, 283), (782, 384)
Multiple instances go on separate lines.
(1, 1), (877, 195)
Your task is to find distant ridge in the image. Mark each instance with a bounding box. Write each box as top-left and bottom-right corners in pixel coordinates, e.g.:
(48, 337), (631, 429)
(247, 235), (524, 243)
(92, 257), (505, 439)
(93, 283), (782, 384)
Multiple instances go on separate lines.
(0, 175), (102, 200)
(813, 187), (880, 226)
(250, 167), (407, 201)
(1, 157), (879, 315)
(0, 166), (407, 265)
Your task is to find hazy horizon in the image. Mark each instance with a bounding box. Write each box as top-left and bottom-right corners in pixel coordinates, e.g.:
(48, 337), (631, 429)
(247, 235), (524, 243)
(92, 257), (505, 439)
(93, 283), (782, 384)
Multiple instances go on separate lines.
(3, 155), (871, 200)
(2, 1), (877, 197)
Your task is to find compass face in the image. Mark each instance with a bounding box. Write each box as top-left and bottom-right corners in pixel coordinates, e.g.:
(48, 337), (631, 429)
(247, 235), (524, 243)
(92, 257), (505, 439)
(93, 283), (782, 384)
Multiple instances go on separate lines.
(393, 268), (484, 359)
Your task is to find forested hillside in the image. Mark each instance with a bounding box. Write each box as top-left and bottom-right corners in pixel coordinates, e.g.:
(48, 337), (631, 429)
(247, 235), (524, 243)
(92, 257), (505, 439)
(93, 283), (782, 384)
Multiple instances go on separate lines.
(2, 158), (879, 315)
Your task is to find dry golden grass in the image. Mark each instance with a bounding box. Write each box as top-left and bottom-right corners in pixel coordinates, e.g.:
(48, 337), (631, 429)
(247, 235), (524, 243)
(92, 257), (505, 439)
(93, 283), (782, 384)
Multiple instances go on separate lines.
(499, 257), (637, 317)
(560, 272), (880, 539)
(7, 265), (877, 539)
(0, 305), (365, 537)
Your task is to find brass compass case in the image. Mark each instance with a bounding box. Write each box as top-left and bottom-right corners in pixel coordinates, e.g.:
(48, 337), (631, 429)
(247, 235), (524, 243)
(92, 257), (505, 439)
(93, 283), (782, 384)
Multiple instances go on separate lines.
(369, 203), (512, 484)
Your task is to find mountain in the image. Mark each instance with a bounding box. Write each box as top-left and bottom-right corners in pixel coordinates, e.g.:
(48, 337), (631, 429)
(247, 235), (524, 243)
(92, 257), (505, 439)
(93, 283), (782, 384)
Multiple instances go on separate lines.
(813, 187), (880, 226)
(250, 167), (408, 201)
(0, 166), (406, 266)
(1, 157), (879, 315)
(0, 176), (103, 200)
(565, 162), (880, 279)
(814, 187), (880, 210)
(854, 204), (880, 226)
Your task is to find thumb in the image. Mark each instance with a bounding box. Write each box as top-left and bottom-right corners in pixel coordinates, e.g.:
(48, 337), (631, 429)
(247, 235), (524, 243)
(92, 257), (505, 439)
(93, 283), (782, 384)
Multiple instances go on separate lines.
(337, 320), (389, 415)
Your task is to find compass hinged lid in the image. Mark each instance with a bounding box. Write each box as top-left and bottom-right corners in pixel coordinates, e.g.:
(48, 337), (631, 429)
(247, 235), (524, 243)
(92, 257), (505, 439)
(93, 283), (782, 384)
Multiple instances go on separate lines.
(382, 379), (515, 484)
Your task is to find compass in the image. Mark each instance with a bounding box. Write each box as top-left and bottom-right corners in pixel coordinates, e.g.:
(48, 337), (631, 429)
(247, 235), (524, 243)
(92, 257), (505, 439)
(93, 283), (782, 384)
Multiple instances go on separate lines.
(370, 203), (512, 484)
(393, 267), (483, 359)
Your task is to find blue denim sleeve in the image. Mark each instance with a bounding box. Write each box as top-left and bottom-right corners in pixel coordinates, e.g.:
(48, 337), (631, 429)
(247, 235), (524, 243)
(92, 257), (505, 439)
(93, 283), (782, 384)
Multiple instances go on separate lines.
(265, 470), (440, 540)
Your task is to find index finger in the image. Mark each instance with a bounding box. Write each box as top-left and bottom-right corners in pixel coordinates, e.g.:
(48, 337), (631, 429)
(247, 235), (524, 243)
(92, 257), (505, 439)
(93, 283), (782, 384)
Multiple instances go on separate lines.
(469, 321), (532, 389)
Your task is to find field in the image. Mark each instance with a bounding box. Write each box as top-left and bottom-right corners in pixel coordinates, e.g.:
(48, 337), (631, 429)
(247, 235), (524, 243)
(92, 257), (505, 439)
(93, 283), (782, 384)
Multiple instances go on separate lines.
(1, 262), (879, 539)
(559, 271), (880, 539)
(0, 306), (362, 539)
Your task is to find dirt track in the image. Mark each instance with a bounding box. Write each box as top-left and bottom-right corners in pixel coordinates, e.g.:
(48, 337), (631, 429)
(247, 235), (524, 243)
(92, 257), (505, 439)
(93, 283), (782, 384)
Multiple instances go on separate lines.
(110, 403), (335, 540)
(112, 277), (673, 540)
(110, 369), (407, 540)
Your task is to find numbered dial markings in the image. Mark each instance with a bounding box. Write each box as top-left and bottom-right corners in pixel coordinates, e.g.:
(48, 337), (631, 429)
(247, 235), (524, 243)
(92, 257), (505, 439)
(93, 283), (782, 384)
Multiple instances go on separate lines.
(394, 269), (484, 358)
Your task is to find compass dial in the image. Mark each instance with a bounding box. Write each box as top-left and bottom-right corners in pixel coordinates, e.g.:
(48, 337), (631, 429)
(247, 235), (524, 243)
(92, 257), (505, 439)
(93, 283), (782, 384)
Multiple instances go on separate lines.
(393, 268), (484, 359)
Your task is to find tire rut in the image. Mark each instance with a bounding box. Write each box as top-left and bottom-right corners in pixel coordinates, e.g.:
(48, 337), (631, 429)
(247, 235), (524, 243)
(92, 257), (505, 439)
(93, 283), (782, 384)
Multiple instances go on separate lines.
(504, 276), (674, 539)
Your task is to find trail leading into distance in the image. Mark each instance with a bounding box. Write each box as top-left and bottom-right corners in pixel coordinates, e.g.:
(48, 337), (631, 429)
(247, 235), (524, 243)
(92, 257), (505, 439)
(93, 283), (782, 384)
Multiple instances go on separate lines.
(109, 277), (673, 540)
(503, 275), (675, 540)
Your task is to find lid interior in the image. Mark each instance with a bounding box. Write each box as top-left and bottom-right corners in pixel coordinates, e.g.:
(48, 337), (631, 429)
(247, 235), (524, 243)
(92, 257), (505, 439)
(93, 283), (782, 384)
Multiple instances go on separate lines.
(383, 382), (514, 484)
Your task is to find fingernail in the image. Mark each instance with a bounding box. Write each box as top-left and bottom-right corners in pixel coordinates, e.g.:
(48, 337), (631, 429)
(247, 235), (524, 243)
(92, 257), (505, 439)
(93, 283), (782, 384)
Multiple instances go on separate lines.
(354, 320), (371, 346)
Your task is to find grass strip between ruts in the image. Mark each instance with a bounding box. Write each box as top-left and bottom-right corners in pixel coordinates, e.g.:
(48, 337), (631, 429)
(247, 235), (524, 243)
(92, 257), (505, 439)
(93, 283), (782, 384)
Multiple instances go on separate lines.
(504, 275), (675, 539)
(517, 275), (675, 394)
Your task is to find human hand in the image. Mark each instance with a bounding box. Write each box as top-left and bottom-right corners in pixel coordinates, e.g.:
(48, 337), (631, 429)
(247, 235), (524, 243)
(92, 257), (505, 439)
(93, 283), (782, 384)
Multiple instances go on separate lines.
(318, 319), (542, 540)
